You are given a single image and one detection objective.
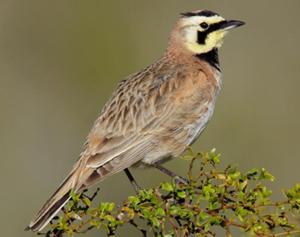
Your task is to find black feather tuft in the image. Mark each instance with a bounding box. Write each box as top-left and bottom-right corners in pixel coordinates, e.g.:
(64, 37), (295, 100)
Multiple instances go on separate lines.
(181, 10), (219, 18)
(196, 48), (220, 71)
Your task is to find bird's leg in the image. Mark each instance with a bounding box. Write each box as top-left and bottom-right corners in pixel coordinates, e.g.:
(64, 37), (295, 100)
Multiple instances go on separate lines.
(81, 188), (100, 201)
(124, 168), (141, 194)
(152, 163), (188, 185)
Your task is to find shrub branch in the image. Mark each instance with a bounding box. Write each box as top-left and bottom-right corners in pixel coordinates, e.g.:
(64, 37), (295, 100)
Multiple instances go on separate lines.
(38, 149), (300, 237)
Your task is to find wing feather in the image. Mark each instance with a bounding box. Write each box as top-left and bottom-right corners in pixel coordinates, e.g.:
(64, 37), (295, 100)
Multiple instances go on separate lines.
(82, 62), (181, 169)
(82, 61), (212, 170)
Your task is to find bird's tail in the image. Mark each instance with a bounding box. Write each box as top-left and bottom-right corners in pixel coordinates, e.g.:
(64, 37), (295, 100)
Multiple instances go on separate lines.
(25, 170), (77, 232)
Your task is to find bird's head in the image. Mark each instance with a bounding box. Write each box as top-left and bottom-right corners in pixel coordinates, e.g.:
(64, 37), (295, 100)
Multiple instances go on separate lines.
(170, 10), (245, 55)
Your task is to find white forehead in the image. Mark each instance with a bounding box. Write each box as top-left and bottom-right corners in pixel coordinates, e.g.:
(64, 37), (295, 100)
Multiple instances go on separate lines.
(180, 15), (225, 27)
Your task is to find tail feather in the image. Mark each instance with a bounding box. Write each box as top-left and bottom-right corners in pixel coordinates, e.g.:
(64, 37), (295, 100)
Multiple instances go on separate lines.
(26, 171), (76, 232)
(26, 148), (142, 232)
(25, 191), (71, 232)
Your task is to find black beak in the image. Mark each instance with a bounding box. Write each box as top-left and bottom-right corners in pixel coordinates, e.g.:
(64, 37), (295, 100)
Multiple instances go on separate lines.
(219, 20), (245, 30)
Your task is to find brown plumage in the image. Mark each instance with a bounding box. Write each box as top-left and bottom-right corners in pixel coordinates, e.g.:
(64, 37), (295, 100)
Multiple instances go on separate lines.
(26, 10), (244, 232)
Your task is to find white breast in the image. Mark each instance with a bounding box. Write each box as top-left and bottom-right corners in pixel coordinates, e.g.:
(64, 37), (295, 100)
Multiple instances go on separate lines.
(185, 101), (216, 146)
(186, 71), (221, 145)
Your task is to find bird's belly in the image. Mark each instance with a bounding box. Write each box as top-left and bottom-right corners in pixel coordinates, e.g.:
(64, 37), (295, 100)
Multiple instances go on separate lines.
(185, 101), (216, 146)
(138, 101), (216, 167)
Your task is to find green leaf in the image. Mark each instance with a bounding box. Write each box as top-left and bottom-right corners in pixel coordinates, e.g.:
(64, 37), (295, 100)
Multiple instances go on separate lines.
(260, 168), (275, 181)
(161, 182), (174, 192)
(155, 207), (165, 217)
(246, 168), (259, 179)
(150, 217), (161, 227)
(82, 197), (91, 207)
(99, 202), (115, 212)
(177, 190), (186, 199)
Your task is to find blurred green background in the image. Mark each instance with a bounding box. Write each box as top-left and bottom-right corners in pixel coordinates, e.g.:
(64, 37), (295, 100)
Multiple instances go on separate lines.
(1, 0), (299, 236)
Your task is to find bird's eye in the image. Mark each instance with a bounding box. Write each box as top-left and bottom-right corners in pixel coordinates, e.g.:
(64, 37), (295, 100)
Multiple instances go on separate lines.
(200, 22), (209, 29)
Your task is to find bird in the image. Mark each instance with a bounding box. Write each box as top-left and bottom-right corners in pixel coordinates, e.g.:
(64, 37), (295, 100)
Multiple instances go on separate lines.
(26, 9), (245, 232)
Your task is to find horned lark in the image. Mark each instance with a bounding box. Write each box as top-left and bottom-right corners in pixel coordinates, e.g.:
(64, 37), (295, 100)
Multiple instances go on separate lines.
(27, 10), (244, 231)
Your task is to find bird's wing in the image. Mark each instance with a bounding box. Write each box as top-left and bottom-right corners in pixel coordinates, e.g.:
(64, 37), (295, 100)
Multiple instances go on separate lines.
(82, 64), (184, 170)
(80, 60), (213, 178)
